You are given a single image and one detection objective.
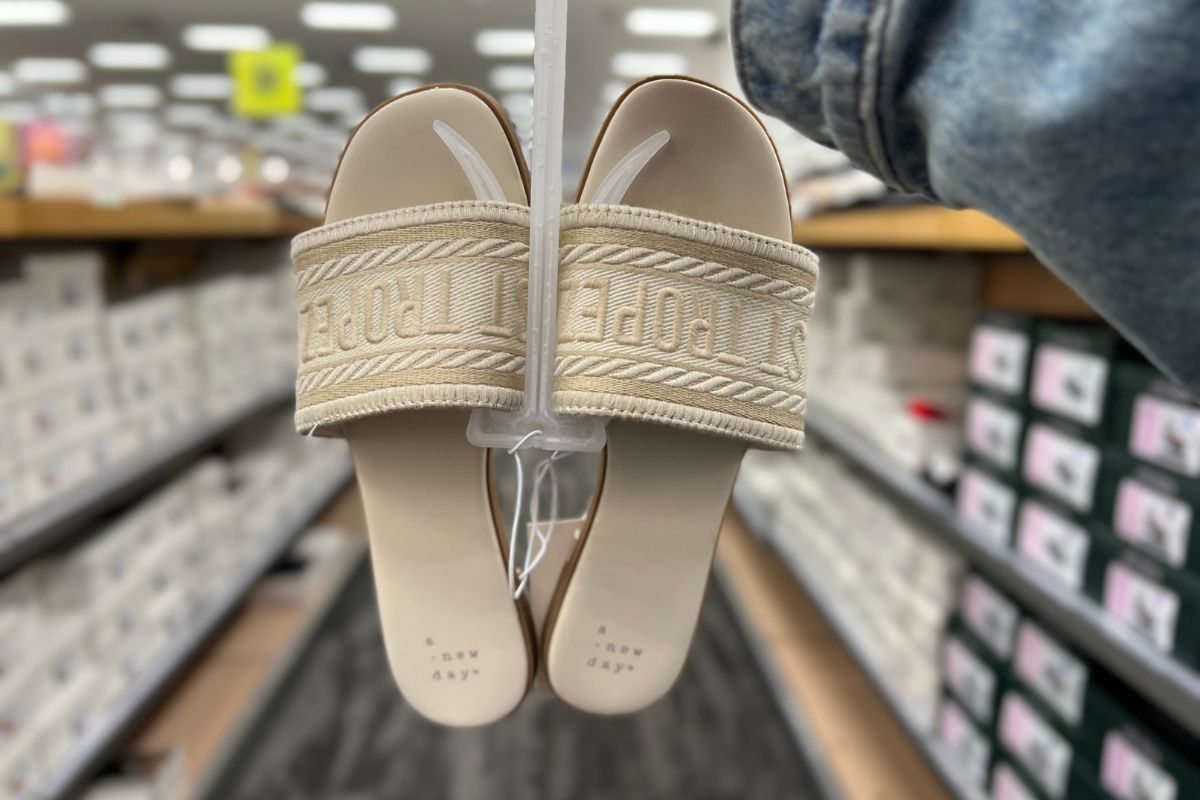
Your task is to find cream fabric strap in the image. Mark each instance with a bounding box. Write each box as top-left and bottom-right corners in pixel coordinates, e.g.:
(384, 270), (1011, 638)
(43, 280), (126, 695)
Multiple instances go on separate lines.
(555, 204), (818, 450)
(291, 200), (531, 436)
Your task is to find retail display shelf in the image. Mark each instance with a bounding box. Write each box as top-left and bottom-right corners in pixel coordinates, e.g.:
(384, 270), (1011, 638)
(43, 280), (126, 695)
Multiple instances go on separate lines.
(35, 462), (355, 800)
(715, 562), (847, 800)
(804, 405), (1200, 740)
(0, 382), (294, 576)
(732, 484), (985, 800)
(193, 538), (369, 800)
(0, 199), (316, 239)
(792, 204), (1025, 252)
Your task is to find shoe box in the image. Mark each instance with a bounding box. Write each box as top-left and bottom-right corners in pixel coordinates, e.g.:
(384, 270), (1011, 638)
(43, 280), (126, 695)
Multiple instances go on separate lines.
(958, 457), (1021, 546)
(946, 572), (1200, 800)
(968, 311), (1035, 400)
(1096, 449), (1200, 573)
(1084, 527), (1200, 668)
(1111, 361), (1200, 480)
(965, 391), (1028, 481)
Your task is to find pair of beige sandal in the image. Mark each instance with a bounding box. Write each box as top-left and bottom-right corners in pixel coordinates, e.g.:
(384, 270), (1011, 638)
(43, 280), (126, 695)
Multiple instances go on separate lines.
(292, 77), (817, 726)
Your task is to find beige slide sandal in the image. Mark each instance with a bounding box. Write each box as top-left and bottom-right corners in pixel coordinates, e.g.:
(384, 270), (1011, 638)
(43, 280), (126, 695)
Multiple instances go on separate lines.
(291, 85), (535, 726)
(543, 77), (818, 714)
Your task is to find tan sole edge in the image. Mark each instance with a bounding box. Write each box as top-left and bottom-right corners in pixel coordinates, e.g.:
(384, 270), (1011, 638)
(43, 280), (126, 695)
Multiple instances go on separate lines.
(326, 84), (535, 727)
(543, 76), (792, 715)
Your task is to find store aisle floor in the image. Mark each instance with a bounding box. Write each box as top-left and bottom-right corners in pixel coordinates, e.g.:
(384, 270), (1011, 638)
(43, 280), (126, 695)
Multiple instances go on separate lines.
(207, 563), (826, 800)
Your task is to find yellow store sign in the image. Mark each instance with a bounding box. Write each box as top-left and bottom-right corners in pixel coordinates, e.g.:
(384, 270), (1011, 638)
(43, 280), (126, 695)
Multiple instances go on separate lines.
(229, 44), (302, 117)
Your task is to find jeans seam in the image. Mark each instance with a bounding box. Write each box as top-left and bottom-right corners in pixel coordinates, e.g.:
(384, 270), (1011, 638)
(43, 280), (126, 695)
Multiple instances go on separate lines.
(852, 0), (907, 190)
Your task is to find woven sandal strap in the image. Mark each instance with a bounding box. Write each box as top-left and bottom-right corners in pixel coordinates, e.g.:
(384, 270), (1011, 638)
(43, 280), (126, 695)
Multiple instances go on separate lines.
(555, 203), (818, 450)
(292, 200), (530, 436)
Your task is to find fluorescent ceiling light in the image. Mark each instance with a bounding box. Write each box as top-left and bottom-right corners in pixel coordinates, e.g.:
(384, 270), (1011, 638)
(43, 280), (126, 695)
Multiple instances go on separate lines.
(626, 8), (719, 38)
(165, 103), (217, 127)
(306, 87), (364, 113)
(100, 84), (163, 109)
(489, 65), (534, 91)
(261, 154), (290, 184)
(216, 154), (243, 183)
(0, 0), (69, 26)
(352, 46), (431, 74)
(294, 62), (327, 88)
(386, 77), (420, 96)
(171, 74), (232, 99)
(301, 2), (395, 31)
(89, 43), (171, 71)
(0, 101), (37, 121)
(182, 24), (270, 52)
(611, 51), (688, 79)
(14, 57), (86, 84)
(475, 29), (535, 57)
(43, 92), (95, 116)
(0, 72), (13, 96)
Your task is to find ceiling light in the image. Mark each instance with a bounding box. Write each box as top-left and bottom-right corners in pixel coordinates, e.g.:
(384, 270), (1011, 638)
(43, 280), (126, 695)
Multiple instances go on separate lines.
(100, 84), (162, 109)
(294, 62), (327, 88)
(165, 103), (217, 127)
(261, 154), (290, 184)
(14, 58), (86, 84)
(216, 154), (243, 183)
(0, 101), (37, 121)
(89, 43), (171, 70)
(306, 87), (364, 113)
(386, 77), (420, 96)
(489, 65), (534, 91)
(474, 29), (535, 57)
(611, 51), (687, 79)
(300, 2), (396, 31)
(626, 8), (719, 38)
(0, 0), (69, 26)
(166, 154), (194, 182)
(351, 46), (431, 74)
(171, 74), (232, 100)
(182, 24), (270, 52)
(42, 92), (95, 116)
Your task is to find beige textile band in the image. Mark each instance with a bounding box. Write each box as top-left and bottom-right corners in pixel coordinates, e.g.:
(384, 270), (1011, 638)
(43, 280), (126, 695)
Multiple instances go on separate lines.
(555, 204), (818, 450)
(292, 200), (531, 436)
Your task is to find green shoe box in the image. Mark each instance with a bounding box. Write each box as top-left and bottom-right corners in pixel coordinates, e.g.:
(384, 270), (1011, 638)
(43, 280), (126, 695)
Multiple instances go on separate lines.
(1011, 616), (1091, 732)
(1013, 493), (1105, 595)
(1020, 415), (1104, 516)
(967, 391), (1029, 481)
(996, 686), (1080, 799)
(1083, 525), (1200, 667)
(1097, 448), (1200, 575)
(958, 456), (1023, 547)
(990, 755), (1109, 800)
(1074, 677), (1200, 800)
(1028, 322), (1127, 431)
(960, 572), (1022, 663)
(1111, 361), (1200, 479)
(970, 311), (1037, 399)
(943, 618), (1010, 728)
(936, 691), (994, 791)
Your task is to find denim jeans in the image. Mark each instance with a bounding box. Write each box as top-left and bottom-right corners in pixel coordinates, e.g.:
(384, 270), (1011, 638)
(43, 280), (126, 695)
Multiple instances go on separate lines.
(733, 0), (1200, 397)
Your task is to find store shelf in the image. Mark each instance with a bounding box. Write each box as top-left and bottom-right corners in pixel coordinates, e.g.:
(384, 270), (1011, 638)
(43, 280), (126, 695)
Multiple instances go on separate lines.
(0, 382), (293, 576)
(804, 405), (1200, 739)
(792, 205), (1026, 252)
(714, 562), (847, 800)
(0, 199), (316, 239)
(732, 484), (984, 800)
(34, 462), (355, 800)
(193, 540), (370, 800)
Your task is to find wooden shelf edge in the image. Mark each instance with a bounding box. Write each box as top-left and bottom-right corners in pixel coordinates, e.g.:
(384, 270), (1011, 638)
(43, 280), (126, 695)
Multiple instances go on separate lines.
(793, 205), (1026, 252)
(0, 199), (318, 239)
